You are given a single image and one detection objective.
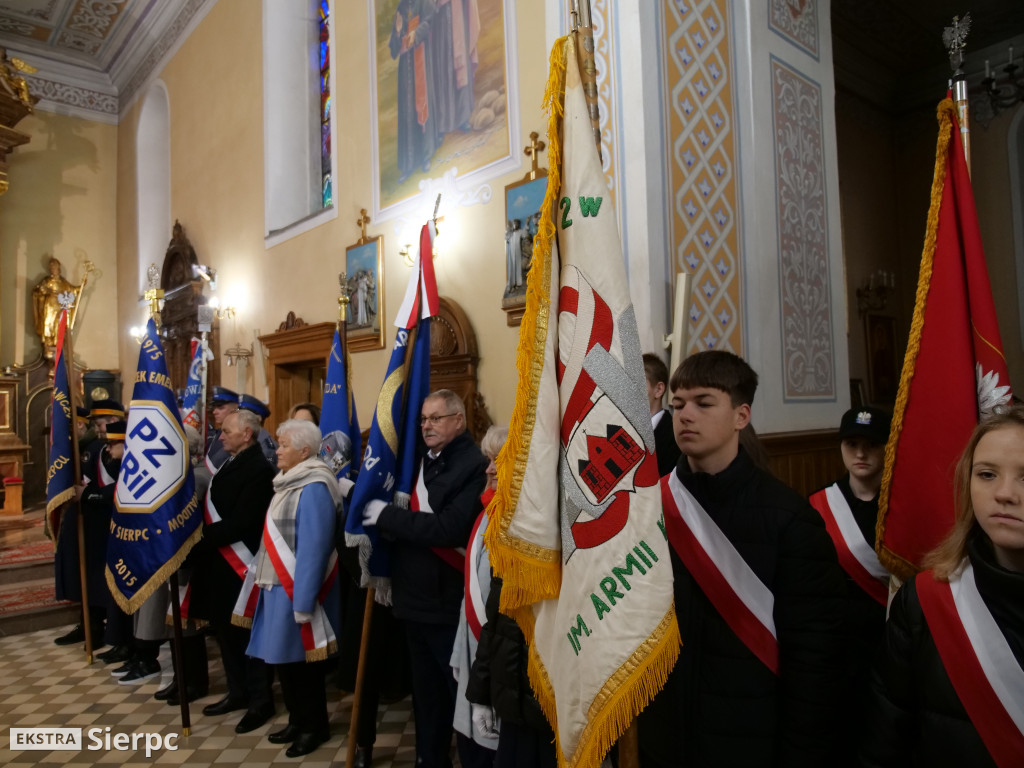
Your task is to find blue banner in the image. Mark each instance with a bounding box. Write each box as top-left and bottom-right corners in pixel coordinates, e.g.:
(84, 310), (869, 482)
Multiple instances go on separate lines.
(320, 328), (361, 479)
(108, 318), (200, 613)
(344, 333), (409, 595)
(180, 338), (203, 431)
(46, 310), (76, 530)
(394, 316), (432, 496)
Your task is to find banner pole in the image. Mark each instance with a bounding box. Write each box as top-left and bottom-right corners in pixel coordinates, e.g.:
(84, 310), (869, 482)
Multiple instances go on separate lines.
(168, 572), (192, 735)
(571, 0), (602, 162)
(62, 309), (92, 663)
(944, 14), (972, 174)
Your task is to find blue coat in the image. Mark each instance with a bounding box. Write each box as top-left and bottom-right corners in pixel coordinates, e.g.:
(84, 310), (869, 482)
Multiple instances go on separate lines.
(247, 482), (341, 665)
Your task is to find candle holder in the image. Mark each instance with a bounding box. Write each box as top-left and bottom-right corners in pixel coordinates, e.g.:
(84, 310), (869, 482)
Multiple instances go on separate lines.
(856, 270), (894, 315)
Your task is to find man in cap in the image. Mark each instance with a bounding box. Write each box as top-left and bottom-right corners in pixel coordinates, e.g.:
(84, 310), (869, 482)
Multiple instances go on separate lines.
(206, 386), (239, 473)
(238, 394), (279, 468)
(808, 406), (893, 760)
(54, 399), (125, 647)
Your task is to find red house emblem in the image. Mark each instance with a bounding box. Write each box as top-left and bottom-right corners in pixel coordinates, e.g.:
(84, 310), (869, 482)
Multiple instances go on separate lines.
(578, 424), (644, 503)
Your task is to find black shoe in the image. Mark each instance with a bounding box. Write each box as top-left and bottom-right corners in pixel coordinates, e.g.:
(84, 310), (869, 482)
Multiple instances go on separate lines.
(167, 685), (208, 706)
(203, 695), (248, 717)
(154, 680), (177, 701)
(54, 625), (85, 646)
(97, 644), (132, 664)
(118, 659), (161, 685)
(235, 705), (275, 734)
(285, 730), (328, 758)
(267, 724), (300, 744)
(353, 745), (374, 768)
(110, 660), (135, 677)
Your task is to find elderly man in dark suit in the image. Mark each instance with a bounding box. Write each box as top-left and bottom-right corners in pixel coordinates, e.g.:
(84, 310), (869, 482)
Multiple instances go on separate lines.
(190, 407), (277, 733)
(362, 389), (489, 768)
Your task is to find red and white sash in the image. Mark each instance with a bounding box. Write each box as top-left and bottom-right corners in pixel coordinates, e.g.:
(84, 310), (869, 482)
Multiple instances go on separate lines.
(411, 460), (466, 573)
(203, 488), (260, 625)
(809, 484), (889, 605)
(261, 512), (339, 661)
(661, 472), (779, 674)
(918, 565), (1024, 767)
(463, 511), (489, 641)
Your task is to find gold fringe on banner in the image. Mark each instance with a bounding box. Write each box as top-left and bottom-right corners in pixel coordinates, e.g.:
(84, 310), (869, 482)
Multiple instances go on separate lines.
(106, 512), (203, 614)
(875, 99), (955, 582)
(485, 36), (569, 617)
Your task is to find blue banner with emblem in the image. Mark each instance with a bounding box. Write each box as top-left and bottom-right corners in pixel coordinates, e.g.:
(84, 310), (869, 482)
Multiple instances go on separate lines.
(344, 221), (439, 604)
(45, 309), (76, 535)
(107, 318), (200, 613)
(319, 327), (361, 479)
(180, 338), (204, 431)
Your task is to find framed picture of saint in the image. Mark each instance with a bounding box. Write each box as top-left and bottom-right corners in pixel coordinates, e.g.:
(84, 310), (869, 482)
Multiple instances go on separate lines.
(502, 171), (547, 326)
(345, 236), (385, 352)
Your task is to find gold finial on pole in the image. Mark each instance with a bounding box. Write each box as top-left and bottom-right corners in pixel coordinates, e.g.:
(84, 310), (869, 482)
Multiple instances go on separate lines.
(356, 208), (371, 244)
(338, 271), (350, 327)
(143, 263), (165, 330)
(524, 132), (547, 180)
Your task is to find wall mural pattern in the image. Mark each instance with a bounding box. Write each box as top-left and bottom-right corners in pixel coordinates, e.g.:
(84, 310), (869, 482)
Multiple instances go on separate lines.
(768, 0), (819, 59)
(771, 56), (834, 400)
(663, 0), (742, 354)
(590, 0), (618, 211)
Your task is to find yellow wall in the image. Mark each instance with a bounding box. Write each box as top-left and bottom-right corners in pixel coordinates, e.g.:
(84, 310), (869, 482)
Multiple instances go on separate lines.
(114, 0), (547, 426)
(1, 110), (119, 371)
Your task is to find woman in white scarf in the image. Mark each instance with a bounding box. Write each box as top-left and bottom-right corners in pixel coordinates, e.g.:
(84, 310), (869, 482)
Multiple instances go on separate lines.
(245, 419), (344, 758)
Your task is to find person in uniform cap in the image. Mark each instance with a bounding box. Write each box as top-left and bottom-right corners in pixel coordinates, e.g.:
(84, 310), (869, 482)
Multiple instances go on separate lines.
(206, 386), (239, 473)
(75, 406), (94, 451)
(808, 405), (892, 765)
(239, 394), (279, 468)
(53, 401), (124, 647)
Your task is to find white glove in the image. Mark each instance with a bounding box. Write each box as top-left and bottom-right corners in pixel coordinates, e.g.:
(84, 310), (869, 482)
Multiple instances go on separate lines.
(294, 610), (313, 624)
(471, 703), (498, 739)
(339, 477), (355, 498)
(362, 499), (387, 526)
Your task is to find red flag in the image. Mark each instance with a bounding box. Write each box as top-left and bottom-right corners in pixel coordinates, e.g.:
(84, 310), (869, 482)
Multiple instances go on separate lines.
(877, 98), (1013, 581)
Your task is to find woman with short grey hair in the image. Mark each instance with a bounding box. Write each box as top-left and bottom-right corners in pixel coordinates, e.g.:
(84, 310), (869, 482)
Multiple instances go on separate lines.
(245, 418), (344, 757)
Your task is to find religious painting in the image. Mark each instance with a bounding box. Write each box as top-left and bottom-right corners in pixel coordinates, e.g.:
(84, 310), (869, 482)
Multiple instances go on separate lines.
(345, 236), (385, 352)
(866, 314), (898, 404)
(371, 0), (512, 213)
(501, 172), (547, 326)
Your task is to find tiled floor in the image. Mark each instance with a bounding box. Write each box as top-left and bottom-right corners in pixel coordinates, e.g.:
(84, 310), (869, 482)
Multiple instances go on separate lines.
(2, 625), (421, 767)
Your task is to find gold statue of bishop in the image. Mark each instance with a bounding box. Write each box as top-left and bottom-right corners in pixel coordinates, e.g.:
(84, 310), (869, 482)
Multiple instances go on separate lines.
(32, 256), (93, 359)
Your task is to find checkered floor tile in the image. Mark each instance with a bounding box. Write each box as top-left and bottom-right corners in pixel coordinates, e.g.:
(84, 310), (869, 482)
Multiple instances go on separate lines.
(1, 625), (423, 767)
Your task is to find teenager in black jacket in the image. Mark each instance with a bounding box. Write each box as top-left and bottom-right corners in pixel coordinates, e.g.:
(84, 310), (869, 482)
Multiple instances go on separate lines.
(861, 405), (1024, 767)
(638, 351), (848, 767)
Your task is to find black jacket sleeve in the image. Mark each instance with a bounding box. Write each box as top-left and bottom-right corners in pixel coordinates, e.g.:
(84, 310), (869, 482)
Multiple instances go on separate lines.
(774, 504), (849, 765)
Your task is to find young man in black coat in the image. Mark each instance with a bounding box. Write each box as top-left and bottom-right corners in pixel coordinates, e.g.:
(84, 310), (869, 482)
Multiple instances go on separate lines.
(190, 408), (276, 733)
(362, 389), (488, 768)
(638, 350), (848, 767)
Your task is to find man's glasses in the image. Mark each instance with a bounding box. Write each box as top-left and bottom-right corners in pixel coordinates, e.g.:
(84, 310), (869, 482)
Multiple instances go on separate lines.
(420, 413), (459, 426)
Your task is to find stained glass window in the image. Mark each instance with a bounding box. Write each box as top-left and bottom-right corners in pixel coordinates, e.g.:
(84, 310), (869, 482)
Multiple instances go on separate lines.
(319, 0), (332, 208)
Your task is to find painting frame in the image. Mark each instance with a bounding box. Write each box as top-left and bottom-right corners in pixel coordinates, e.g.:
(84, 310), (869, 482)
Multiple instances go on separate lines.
(865, 313), (898, 405)
(367, 0), (523, 221)
(345, 235), (386, 352)
(501, 169), (548, 326)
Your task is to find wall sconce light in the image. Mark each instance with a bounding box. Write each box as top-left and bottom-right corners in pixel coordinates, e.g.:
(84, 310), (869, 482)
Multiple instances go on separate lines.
(399, 227), (442, 267)
(224, 342), (253, 367)
(129, 325), (144, 344)
(207, 295), (237, 320)
(856, 270), (895, 314)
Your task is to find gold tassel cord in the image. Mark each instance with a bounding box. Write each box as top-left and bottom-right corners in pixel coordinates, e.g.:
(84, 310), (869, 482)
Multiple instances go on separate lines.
(485, 35), (570, 613)
(875, 99), (954, 581)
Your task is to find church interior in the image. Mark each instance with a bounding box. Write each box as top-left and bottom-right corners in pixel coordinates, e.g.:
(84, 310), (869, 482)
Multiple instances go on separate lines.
(0, 0), (1022, 763)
